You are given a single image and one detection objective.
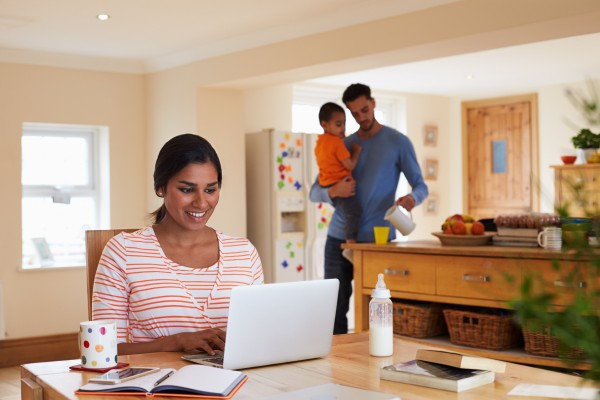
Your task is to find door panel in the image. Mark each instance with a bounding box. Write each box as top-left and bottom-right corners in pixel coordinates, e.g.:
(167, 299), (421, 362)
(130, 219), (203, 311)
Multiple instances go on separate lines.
(462, 95), (539, 219)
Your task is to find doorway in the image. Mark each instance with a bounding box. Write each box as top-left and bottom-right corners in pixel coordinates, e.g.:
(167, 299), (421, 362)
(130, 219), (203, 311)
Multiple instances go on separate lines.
(462, 94), (539, 219)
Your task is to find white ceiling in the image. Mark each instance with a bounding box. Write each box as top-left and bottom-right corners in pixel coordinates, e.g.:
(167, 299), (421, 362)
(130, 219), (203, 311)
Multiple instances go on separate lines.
(1, 0), (600, 97)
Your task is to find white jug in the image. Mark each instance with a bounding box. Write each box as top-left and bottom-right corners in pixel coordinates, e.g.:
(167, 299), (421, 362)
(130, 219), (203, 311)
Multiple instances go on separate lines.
(384, 205), (416, 236)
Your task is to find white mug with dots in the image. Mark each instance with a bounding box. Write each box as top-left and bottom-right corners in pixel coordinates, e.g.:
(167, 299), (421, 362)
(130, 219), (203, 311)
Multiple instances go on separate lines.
(79, 320), (118, 369)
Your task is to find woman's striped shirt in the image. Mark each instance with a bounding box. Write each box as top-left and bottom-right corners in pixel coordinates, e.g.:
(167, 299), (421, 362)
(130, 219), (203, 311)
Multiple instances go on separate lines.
(91, 226), (264, 343)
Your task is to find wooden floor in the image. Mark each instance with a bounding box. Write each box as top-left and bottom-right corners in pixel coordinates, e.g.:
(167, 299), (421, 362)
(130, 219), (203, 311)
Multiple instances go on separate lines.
(0, 367), (20, 400)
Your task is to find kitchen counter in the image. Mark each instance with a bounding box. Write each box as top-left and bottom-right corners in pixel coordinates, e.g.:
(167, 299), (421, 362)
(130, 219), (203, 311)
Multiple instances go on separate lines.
(345, 239), (598, 369)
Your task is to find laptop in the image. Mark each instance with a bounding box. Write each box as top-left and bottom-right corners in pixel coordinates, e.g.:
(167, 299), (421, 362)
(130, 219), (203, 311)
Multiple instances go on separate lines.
(182, 279), (339, 370)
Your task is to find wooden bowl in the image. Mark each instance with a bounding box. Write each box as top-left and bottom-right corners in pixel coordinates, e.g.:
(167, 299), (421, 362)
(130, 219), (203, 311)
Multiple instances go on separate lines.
(431, 232), (494, 246)
(561, 155), (576, 165)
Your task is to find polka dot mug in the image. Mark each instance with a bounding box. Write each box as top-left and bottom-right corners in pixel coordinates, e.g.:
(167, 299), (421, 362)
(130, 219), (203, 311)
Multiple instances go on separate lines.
(79, 320), (118, 369)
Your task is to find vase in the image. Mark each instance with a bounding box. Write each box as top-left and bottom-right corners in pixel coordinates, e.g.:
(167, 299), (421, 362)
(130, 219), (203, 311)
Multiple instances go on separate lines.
(575, 148), (588, 164)
(584, 148), (599, 162)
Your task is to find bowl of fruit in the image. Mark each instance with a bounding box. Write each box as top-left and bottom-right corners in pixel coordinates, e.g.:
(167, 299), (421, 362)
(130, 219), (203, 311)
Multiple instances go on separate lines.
(432, 214), (495, 246)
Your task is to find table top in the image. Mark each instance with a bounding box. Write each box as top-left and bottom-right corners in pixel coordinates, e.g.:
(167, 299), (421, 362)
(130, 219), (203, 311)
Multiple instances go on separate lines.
(22, 332), (597, 400)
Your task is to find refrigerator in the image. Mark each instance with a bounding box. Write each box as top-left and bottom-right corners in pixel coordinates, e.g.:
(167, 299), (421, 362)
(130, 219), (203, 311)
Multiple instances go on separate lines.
(245, 129), (334, 283)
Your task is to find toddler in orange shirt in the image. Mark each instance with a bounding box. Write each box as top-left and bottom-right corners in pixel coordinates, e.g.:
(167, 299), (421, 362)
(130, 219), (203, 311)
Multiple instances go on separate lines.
(314, 102), (362, 263)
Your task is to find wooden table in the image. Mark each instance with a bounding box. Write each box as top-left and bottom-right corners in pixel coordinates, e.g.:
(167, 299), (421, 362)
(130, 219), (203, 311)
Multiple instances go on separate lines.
(21, 332), (597, 400)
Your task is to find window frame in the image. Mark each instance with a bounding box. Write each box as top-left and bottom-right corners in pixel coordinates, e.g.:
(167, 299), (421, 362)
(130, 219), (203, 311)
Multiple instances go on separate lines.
(21, 123), (109, 269)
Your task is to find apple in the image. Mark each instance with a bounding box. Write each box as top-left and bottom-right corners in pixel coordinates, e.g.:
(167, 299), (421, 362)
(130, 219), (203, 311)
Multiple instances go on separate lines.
(451, 221), (467, 235)
(471, 221), (485, 235)
(449, 214), (464, 223)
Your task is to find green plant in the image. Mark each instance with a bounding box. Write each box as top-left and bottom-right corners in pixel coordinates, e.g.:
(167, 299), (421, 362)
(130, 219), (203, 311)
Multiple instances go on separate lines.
(509, 195), (600, 383)
(566, 79), (600, 126)
(571, 128), (600, 149)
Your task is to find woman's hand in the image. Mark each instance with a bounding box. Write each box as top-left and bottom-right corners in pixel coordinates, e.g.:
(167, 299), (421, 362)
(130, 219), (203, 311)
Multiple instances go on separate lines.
(175, 328), (226, 355)
(328, 176), (355, 198)
(117, 328), (227, 355)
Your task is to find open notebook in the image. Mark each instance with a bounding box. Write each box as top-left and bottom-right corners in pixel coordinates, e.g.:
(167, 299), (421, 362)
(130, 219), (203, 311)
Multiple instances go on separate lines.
(183, 279), (339, 370)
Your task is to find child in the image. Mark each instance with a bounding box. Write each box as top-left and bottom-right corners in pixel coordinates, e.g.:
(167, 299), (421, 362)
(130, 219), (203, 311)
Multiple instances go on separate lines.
(314, 102), (362, 263)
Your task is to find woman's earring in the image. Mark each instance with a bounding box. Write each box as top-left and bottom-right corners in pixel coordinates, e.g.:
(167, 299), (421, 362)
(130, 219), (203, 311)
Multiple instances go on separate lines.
(157, 192), (163, 197)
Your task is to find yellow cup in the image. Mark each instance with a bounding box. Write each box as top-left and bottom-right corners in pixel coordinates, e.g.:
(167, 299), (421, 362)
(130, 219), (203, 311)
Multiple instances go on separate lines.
(373, 226), (390, 245)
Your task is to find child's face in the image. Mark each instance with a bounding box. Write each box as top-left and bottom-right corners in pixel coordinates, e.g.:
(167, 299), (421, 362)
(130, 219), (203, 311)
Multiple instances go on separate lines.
(321, 111), (346, 139)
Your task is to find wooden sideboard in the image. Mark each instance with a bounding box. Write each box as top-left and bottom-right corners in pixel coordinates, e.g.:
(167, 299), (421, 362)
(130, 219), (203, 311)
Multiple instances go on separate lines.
(552, 164), (600, 217)
(347, 240), (598, 368)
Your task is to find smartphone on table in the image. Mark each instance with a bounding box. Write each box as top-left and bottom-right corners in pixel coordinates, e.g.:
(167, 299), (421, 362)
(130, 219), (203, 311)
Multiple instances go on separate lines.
(88, 367), (161, 384)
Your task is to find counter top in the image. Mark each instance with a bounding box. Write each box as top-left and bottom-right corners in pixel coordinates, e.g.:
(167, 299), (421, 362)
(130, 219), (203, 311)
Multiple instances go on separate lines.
(345, 239), (599, 260)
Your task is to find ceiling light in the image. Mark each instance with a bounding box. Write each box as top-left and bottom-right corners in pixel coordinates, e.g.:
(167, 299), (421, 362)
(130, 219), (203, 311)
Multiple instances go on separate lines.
(465, 74), (474, 80)
(97, 14), (110, 21)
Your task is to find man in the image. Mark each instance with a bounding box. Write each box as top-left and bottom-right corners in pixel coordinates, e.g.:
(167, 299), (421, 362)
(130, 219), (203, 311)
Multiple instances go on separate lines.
(309, 83), (428, 334)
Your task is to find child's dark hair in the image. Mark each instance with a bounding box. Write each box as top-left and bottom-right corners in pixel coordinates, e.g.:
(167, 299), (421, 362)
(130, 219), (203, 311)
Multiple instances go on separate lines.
(318, 102), (345, 123)
(151, 133), (222, 224)
(342, 83), (372, 104)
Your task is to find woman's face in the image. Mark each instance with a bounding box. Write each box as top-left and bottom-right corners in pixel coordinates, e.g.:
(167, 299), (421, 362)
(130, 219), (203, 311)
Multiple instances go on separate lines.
(161, 162), (220, 231)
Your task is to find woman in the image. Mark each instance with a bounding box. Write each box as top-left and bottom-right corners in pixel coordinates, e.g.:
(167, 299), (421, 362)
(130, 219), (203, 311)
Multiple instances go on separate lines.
(92, 134), (264, 355)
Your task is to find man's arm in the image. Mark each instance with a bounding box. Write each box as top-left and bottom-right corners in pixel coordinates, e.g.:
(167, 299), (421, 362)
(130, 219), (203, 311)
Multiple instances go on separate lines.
(397, 137), (429, 210)
(308, 175), (356, 204)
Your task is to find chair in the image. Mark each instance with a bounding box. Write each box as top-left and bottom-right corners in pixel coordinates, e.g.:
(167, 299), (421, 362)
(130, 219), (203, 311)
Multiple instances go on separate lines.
(85, 229), (138, 320)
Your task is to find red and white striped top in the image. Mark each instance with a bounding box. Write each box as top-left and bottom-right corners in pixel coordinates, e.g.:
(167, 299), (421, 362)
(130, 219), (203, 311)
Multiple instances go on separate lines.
(91, 227), (264, 343)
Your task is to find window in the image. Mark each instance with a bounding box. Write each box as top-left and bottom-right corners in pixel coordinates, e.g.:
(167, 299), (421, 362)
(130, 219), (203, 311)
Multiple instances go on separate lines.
(21, 123), (109, 269)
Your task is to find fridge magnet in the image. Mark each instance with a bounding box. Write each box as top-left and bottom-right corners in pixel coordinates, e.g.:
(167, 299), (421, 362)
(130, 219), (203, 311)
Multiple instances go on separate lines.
(424, 159), (438, 181)
(424, 125), (438, 147)
(424, 194), (439, 216)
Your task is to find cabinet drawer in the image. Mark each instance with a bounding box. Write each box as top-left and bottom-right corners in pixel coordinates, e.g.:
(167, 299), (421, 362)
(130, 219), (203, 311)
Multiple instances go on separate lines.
(522, 260), (599, 306)
(363, 252), (435, 295)
(436, 256), (521, 301)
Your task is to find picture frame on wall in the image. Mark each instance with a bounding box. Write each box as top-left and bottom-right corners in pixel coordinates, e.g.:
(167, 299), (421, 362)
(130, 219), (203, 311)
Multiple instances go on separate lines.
(424, 194), (438, 216)
(424, 125), (438, 146)
(424, 159), (438, 180)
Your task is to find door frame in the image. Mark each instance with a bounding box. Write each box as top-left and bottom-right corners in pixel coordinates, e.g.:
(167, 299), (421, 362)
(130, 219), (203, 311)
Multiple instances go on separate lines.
(461, 93), (540, 215)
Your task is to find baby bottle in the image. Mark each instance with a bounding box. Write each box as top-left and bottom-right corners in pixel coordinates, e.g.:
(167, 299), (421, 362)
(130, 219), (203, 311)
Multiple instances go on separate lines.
(369, 273), (393, 356)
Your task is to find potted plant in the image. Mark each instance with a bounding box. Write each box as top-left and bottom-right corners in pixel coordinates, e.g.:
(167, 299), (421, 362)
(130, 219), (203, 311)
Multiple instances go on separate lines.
(571, 128), (600, 149)
(571, 128), (600, 163)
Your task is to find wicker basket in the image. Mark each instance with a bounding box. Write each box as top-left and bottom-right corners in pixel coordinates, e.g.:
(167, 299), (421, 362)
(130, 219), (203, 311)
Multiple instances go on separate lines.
(392, 301), (447, 338)
(443, 308), (522, 350)
(523, 326), (585, 358)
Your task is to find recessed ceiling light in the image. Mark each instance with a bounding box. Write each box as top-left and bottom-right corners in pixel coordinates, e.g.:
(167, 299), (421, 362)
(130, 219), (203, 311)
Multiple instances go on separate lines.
(97, 14), (110, 21)
(465, 74), (474, 80)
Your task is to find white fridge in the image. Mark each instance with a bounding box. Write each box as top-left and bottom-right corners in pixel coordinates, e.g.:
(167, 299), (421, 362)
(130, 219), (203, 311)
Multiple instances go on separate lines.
(245, 129), (334, 283)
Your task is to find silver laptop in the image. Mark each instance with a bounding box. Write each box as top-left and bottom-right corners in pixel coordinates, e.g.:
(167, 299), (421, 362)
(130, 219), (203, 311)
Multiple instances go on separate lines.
(183, 279), (339, 370)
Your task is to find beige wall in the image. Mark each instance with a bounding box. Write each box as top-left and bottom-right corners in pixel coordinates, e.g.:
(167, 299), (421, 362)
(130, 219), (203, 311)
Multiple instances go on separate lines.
(0, 63), (147, 338)
(2, 0), (600, 339)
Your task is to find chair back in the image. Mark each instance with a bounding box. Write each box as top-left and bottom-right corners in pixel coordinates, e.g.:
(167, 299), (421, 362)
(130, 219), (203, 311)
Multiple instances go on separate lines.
(85, 229), (138, 319)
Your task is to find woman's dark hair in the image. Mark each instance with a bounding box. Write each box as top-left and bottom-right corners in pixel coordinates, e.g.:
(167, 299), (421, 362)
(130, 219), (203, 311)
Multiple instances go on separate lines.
(318, 102), (345, 123)
(342, 83), (372, 105)
(151, 133), (222, 224)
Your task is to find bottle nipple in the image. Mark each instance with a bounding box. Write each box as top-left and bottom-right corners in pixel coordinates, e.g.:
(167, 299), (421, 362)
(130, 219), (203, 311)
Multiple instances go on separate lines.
(372, 273), (391, 298)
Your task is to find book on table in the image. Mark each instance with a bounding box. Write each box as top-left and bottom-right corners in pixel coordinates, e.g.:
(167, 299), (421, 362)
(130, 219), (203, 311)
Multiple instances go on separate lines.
(380, 360), (495, 392)
(76, 365), (247, 399)
(415, 349), (506, 373)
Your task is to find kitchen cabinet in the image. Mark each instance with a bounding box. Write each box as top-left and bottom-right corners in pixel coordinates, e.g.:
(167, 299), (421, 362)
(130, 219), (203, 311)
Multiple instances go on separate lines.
(552, 164), (600, 217)
(347, 240), (598, 369)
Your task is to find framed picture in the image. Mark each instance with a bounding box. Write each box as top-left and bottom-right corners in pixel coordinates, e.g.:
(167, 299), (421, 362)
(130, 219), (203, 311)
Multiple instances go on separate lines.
(424, 125), (438, 146)
(424, 194), (438, 216)
(424, 159), (438, 180)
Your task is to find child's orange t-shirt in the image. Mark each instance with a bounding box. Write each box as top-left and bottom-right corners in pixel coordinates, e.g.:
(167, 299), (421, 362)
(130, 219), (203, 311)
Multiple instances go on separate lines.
(314, 133), (351, 186)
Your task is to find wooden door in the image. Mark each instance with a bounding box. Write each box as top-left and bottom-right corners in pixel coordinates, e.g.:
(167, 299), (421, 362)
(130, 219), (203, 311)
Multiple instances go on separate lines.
(462, 94), (539, 219)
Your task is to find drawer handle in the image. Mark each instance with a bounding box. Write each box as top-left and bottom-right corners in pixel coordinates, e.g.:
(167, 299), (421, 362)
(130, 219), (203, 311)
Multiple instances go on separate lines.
(463, 274), (491, 282)
(554, 280), (587, 288)
(575, 177), (596, 183)
(384, 268), (409, 276)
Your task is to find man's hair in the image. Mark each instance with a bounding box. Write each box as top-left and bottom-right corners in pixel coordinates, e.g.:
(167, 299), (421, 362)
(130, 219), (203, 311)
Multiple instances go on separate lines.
(342, 83), (372, 104)
(318, 102), (345, 123)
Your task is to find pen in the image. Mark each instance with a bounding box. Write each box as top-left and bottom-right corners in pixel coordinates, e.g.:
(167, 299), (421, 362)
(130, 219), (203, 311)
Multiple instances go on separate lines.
(153, 370), (174, 387)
